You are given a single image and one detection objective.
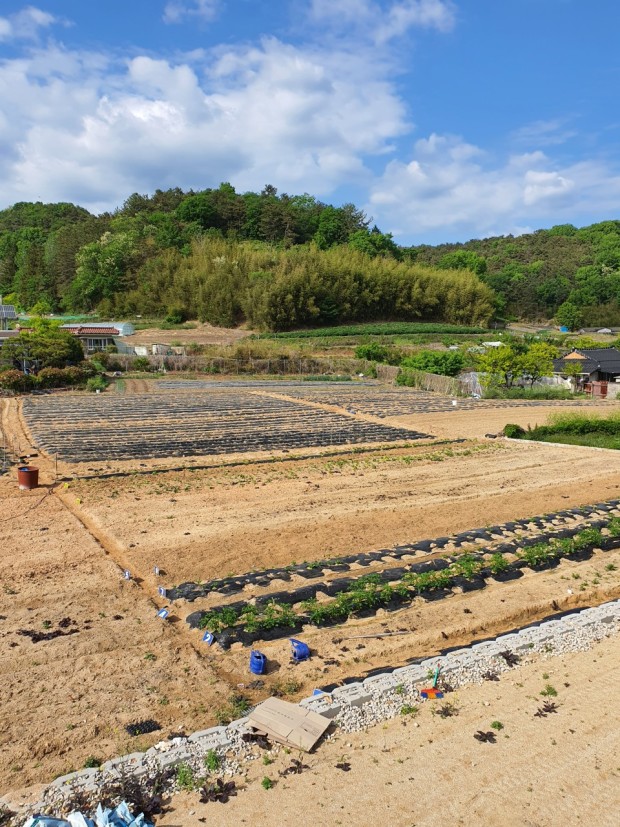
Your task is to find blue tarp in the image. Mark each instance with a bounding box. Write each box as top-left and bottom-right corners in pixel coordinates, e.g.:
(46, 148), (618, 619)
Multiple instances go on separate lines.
(23, 801), (153, 827)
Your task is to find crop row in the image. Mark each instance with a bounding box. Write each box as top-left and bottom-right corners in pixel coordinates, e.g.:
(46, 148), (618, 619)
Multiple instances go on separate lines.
(257, 323), (490, 338)
(281, 385), (591, 418)
(169, 500), (620, 602)
(185, 521), (620, 647)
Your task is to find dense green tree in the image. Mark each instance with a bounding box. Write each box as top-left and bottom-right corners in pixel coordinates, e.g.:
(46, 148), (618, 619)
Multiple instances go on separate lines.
(401, 350), (464, 376)
(1, 319), (84, 370)
(555, 301), (583, 330)
(476, 345), (521, 387)
(437, 249), (487, 275)
(519, 342), (557, 386)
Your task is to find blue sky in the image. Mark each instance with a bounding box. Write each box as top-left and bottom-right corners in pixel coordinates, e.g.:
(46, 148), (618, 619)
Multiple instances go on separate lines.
(1, 0), (619, 243)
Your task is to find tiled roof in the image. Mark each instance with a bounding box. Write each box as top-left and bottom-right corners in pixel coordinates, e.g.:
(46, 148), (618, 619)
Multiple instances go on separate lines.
(65, 326), (119, 336)
(554, 347), (620, 375)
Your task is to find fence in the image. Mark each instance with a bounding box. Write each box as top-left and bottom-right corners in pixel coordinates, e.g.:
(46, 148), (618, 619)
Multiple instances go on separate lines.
(398, 367), (466, 396)
(109, 354), (375, 377)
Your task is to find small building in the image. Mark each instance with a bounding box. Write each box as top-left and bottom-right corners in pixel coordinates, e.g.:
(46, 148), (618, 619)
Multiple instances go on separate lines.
(553, 347), (620, 383)
(60, 322), (135, 353)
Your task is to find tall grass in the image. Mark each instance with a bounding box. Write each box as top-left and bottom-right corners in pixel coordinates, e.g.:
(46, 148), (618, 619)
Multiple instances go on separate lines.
(506, 410), (620, 449)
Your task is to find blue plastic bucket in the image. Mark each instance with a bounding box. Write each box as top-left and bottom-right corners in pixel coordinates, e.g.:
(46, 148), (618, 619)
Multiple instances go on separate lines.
(249, 650), (266, 674)
(290, 638), (310, 662)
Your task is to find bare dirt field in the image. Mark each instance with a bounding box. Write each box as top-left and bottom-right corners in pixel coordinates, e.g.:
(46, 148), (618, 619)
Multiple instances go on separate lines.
(159, 632), (620, 827)
(1, 381), (620, 817)
(123, 323), (252, 348)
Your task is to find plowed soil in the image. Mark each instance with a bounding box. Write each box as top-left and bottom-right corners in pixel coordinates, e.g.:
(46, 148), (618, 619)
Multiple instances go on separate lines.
(2, 386), (620, 807)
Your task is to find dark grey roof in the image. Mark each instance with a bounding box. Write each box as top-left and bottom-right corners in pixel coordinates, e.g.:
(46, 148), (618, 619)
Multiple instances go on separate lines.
(554, 347), (620, 375)
(0, 304), (18, 320)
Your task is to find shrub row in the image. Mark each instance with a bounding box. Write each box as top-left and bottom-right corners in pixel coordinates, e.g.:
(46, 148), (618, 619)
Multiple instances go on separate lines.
(0, 364), (96, 392)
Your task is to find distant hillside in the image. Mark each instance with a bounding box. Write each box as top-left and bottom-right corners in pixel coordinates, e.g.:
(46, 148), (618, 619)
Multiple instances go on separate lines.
(1, 185), (617, 330)
(0, 186), (493, 331)
(409, 221), (620, 329)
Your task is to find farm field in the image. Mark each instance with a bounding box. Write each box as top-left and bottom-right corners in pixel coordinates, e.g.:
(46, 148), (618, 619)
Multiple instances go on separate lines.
(20, 383), (427, 467)
(1, 380), (620, 816)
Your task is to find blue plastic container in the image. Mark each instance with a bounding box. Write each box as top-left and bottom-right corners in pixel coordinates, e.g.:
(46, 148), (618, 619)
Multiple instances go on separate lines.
(249, 650), (266, 674)
(290, 638), (310, 662)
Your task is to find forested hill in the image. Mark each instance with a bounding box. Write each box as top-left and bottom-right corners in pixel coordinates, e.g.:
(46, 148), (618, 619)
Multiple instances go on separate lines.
(0, 185), (492, 330)
(0, 184), (617, 330)
(411, 221), (620, 329)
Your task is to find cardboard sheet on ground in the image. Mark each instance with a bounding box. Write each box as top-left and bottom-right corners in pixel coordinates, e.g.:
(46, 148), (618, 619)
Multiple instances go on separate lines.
(247, 697), (330, 752)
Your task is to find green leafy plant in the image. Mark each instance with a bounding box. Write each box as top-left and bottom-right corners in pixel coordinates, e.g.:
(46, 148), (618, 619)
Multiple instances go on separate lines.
(572, 527), (603, 551)
(540, 684), (558, 697)
(205, 750), (221, 772)
(176, 762), (196, 791)
(214, 694), (251, 725)
(261, 776), (274, 790)
(400, 704), (419, 716)
(490, 721), (504, 731)
(488, 553), (509, 575)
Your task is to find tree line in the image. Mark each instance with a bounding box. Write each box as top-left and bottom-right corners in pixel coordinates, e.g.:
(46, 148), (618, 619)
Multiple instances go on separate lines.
(2, 184), (619, 330)
(411, 221), (620, 328)
(0, 185), (491, 330)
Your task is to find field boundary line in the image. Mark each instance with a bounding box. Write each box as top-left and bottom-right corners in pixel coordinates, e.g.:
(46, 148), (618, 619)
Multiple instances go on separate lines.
(505, 436), (620, 454)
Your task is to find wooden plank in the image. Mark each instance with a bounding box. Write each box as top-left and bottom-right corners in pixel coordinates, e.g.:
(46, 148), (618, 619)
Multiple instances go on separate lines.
(247, 697), (330, 752)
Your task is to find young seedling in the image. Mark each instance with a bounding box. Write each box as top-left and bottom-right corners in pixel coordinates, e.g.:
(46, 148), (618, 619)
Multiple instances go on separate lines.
(498, 650), (520, 667)
(280, 758), (310, 777)
(400, 704), (419, 716)
(204, 750), (221, 772)
(474, 730), (497, 743)
(490, 721), (504, 731)
(535, 702), (559, 718)
(540, 684), (558, 697)
(199, 779), (237, 804)
(261, 776), (274, 790)
(435, 702), (459, 718)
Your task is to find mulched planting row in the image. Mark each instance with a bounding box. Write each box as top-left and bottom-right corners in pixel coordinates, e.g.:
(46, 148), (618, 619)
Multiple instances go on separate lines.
(22, 391), (429, 462)
(278, 385), (597, 418)
(176, 500), (620, 649)
(184, 520), (620, 648)
(169, 499), (620, 602)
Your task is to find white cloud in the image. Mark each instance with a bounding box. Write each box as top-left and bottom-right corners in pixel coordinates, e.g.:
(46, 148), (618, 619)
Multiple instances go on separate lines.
(0, 36), (408, 211)
(308, 0), (455, 43)
(512, 118), (578, 147)
(163, 0), (221, 24)
(368, 134), (620, 241)
(0, 6), (59, 41)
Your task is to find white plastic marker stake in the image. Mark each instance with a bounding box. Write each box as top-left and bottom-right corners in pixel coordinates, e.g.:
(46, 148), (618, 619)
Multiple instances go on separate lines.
(154, 566), (160, 576)
(157, 608), (169, 619)
(123, 570), (131, 580)
(158, 586), (166, 597)
(451, 400), (457, 407)
(202, 631), (215, 645)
